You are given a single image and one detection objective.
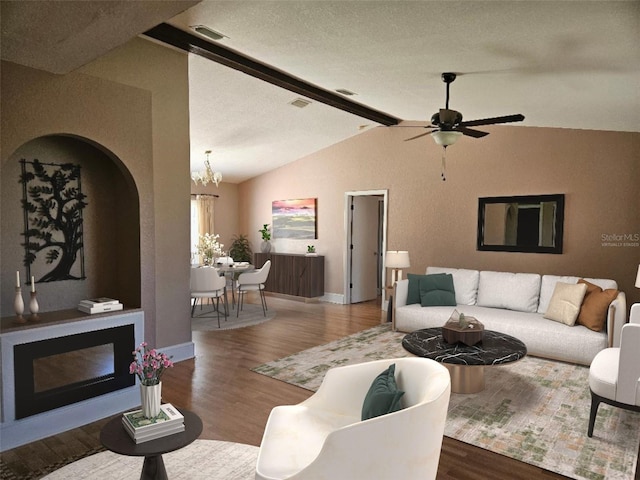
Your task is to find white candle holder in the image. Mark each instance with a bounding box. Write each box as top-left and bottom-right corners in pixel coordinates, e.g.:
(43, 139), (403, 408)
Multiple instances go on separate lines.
(14, 286), (26, 324)
(29, 291), (40, 320)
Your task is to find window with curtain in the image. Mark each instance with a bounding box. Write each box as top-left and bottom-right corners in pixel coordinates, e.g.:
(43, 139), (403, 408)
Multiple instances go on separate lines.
(190, 194), (216, 263)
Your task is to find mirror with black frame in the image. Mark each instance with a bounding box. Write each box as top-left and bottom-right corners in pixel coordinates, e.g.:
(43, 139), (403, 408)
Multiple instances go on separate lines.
(477, 194), (564, 254)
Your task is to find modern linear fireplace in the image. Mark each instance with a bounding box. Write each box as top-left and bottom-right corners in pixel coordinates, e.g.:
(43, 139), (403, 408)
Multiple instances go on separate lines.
(13, 324), (135, 419)
(1, 310), (143, 451)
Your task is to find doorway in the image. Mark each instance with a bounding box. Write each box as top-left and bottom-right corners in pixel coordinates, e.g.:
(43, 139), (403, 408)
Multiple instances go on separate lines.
(344, 190), (388, 304)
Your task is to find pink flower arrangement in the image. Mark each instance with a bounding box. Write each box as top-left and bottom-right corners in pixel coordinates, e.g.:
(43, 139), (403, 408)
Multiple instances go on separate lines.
(129, 342), (174, 386)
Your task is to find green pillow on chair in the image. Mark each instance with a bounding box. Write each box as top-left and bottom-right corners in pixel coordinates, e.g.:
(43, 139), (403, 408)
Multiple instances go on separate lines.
(420, 273), (456, 307)
(361, 364), (405, 421)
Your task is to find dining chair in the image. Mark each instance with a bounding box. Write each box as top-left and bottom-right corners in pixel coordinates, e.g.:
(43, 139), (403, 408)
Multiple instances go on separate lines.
(190, 266), (228, 328)
(236, 260), (271, 317)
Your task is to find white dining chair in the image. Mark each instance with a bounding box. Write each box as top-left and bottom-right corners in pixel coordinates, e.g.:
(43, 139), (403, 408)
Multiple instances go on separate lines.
(236, 260), (271, 317)
(190, 267), (228, 328)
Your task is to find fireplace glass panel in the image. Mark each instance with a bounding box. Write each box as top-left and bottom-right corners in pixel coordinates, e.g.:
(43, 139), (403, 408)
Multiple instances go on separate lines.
(33, 343), (115, 393)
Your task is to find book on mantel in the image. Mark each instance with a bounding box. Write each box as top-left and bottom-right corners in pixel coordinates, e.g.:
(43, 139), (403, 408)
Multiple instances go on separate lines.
(77, 297), (123, 314)
(122, 403), (185, 444)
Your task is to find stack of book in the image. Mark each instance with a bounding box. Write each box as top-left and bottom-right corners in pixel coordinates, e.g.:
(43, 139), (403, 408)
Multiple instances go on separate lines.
(78, 297), (123, 314)
(122, 403), (185, 444)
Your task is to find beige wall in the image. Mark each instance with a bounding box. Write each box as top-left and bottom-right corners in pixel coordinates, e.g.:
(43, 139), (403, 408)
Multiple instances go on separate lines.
(1, 37), (193, 349)
(77, 38), (191, 348)
(238, 125), (640, 308)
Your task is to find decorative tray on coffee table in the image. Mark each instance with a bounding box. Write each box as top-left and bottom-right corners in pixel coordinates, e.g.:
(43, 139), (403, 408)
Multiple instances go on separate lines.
(442, 310), (484, 346)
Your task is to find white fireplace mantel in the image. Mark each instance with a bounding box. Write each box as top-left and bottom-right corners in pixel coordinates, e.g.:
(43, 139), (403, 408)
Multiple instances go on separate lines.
(0, 309), (143, 451)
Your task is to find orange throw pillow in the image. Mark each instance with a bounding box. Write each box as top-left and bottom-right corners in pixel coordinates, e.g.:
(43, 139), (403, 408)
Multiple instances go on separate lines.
(577, 279), (618, 332)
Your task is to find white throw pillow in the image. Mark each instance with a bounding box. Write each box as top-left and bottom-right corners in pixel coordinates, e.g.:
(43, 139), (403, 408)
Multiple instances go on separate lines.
(543, 282), (588, 326)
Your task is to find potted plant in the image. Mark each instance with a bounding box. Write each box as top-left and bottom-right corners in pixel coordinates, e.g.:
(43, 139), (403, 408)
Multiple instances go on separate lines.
(259, 224), (272, 253)
(306, 245), (317, 256)
(229, 234), (252, 262)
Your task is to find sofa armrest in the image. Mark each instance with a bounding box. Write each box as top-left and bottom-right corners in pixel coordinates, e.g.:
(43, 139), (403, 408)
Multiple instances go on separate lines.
(392, 279), (409, 331)
(607, 291), (627, 348)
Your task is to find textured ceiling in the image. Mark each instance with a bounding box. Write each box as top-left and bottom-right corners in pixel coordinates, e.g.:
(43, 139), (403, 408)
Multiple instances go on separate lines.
(2, 1), (639, 183)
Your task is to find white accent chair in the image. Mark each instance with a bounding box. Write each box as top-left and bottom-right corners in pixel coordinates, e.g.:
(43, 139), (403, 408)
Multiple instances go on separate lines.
(588, 303), (640, 437)
(190, 266), (228, 328)
(255, 357), (451, 480)
(237, 260), (271, 317)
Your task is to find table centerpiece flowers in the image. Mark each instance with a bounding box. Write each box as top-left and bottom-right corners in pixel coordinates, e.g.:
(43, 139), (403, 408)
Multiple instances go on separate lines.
(129, 342), (174, 418)
(195, 232), (224, 265)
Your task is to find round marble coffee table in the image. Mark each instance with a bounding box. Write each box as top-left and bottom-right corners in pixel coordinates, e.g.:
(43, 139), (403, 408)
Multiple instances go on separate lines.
(402, 327), (527, 394)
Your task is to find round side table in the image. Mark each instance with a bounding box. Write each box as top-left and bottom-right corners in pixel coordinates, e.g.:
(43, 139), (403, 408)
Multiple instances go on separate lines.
(100, 408), (203, 480)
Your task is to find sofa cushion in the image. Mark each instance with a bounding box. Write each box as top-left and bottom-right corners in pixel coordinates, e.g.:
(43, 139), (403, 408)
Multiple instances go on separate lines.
(543, 282), (588, 325)
(577, 279), (619, 332)
(477, 271), (541, 313)
(361, 364), (404, 420)
(538, 275), (618, 314)
(426, 267), (479, 305)
(420, 274), (456, 307)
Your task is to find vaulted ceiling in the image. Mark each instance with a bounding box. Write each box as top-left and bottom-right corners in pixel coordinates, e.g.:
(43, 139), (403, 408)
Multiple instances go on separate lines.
(2, 1), (639, 183)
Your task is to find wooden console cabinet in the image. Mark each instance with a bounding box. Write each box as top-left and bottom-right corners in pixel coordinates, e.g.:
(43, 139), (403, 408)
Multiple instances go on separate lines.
(254, 253), (324, 298)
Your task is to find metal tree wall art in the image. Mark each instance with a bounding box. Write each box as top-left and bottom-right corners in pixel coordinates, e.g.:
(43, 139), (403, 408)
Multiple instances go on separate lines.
(20, 159), (87, 283)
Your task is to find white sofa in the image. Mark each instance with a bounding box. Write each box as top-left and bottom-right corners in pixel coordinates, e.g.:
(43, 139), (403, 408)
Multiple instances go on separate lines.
(393, 267), (627, 366)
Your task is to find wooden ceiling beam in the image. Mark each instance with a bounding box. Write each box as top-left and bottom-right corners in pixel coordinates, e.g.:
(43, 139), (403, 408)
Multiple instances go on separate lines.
(143, 23), (401, 126)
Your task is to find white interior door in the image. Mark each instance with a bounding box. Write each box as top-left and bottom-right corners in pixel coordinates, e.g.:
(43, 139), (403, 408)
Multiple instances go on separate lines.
(350, 196), (379, 303)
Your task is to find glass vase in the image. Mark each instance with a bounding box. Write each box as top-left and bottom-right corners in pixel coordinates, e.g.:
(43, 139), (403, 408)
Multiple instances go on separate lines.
(140, 381), (162, 418)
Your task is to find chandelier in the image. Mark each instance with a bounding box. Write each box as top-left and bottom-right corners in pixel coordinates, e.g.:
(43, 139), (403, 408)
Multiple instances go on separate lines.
(191, 150), (222, 187)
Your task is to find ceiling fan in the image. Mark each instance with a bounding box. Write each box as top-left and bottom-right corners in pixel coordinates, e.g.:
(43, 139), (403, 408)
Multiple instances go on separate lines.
(405, 72), (525, 146)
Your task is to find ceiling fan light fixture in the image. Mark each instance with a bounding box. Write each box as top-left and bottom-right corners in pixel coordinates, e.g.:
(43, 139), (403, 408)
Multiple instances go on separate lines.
(431, 130), (462, 147)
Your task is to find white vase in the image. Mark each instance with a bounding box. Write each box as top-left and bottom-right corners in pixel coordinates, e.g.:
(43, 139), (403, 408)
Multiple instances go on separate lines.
(140, 382), (162, 418)
(14, 287), (24, 317)
(29, 291), (39, 316)
(261, 241), (271, 253)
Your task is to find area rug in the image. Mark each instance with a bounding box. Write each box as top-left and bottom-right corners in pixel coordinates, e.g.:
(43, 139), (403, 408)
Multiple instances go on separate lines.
(41, 440), (258, 479)
(191, 303), (276, 331)
(252, 324), (640, 480)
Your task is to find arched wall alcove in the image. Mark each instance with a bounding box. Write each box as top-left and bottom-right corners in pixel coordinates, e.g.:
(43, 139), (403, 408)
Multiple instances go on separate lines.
(0, 134), (141, 314)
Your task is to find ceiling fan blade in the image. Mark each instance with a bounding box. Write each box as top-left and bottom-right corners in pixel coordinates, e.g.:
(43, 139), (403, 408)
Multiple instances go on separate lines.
(456, 126), (489, 138)
(458, 114), (524, 127)
(404, 131), (432, 142)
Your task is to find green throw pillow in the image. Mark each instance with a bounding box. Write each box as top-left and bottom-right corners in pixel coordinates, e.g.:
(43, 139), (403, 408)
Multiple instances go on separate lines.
(420, 273), (456, 307)
(407, 273), (430, 305)
(361, 363), (405, 421)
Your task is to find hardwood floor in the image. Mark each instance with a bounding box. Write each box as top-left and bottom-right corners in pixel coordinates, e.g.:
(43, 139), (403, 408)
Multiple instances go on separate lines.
(1, 296), (631, 479)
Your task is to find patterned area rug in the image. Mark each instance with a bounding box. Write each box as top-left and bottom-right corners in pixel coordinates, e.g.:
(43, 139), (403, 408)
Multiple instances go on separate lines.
(252, 324), (640, 480)
(191, 303), (275, 331)
(40, 440), (258, 479)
